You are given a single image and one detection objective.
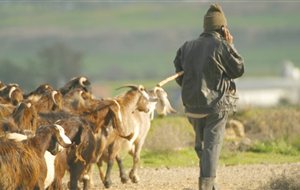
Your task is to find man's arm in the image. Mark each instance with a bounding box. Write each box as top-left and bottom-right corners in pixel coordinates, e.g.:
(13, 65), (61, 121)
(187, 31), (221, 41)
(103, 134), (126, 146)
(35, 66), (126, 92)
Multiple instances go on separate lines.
(173, 46), (184, 86)
(219, 27), (244, 79)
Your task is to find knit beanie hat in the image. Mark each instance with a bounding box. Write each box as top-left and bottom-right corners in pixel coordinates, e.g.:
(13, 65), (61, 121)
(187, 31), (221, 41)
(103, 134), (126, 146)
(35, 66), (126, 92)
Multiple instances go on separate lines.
(203, 4), (227, 31)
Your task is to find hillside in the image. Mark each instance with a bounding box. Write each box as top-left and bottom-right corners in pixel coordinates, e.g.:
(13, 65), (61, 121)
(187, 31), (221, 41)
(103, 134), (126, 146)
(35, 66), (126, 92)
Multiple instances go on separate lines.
(0, 2), (300, 88)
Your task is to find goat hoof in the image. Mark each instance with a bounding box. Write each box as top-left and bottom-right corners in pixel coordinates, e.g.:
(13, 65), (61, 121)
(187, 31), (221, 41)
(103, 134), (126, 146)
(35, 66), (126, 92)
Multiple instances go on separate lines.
(131, 176), (139, 183)
(104, 179), (112, 188)
(120, 174), (129, 184)
(129, 170), (139, 183)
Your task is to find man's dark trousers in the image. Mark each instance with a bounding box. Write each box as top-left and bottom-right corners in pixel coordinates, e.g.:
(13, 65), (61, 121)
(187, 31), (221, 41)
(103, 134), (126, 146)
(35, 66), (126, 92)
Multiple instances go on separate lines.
(188, 111), (228, 189)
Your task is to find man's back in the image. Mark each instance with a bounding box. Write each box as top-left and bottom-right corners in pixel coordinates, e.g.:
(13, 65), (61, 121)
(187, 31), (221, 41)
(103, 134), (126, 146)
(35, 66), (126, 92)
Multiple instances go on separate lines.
(174, 31), (244, 114)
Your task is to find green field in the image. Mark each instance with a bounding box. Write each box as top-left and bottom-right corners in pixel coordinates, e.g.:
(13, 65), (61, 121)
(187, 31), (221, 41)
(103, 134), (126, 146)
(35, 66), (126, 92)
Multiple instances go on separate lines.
(117, 106), (300, 168)
(133, 149), (300, 168)
(0, 2), (300, 89)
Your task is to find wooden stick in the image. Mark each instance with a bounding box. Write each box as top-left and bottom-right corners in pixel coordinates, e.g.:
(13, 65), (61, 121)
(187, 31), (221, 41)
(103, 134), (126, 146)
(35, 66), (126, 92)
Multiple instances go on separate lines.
(157, 71), (184, 87)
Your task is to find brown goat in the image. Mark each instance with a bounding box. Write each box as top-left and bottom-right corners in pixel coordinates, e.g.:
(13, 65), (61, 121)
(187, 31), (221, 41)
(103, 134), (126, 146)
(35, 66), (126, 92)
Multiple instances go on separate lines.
(0, 118), (22, 136)
(24, 84), (63, 113)
(0, 84), (24, 105)
(0, 103), (15, 119)
(44, 117), (96, 190)
(59, 76), (92, 96)
(5, 100), (94, 189)
(31, 90), (63, 112)
(43, 98), (127, 190)
(25, 83), (54, 98)
(11, 102), (39, 131)
(0, 124), (71, 190)
(62, 89), (98, 114)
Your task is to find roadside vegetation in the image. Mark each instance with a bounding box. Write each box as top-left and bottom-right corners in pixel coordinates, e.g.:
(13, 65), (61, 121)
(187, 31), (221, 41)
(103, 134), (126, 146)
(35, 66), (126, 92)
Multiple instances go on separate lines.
(117, 106), (300, 168)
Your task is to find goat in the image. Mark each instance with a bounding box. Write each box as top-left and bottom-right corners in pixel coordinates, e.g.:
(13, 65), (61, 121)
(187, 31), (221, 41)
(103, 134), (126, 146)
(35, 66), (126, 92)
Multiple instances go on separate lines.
(93, 85), (154, 188)
(98, 85), (176, 188)
(62, 88), (98, 114)
(44, 98), (129, 190)
(0, 124), (71, 189)
(24, 83), (54, 100)
(0, 83), (24, 105)
(11, 102), (39, 131)
(59, 76), (91, 96)
(1, 120), (67, 189)
(0, 118), (23, 137)
(24, 84), (63, 113)
(31, 90), (63, 112)
(46, 117), (96, 190)
(8, 100), (95, 190)
(4, 100), (94, 190)
(0, 103), (15, 119)
(61, 86), (150, 189)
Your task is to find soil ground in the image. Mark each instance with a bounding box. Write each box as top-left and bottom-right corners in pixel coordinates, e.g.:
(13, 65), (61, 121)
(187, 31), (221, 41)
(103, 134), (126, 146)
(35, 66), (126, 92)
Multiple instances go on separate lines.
(63, 162), (300, 190)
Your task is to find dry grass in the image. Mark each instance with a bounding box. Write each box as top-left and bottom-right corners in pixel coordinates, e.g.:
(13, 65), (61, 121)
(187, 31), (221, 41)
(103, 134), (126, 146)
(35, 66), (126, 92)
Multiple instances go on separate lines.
(235, 106), (300, 143)
(144, 116), (194, 151)
(144, 106), (300, 154)
(261, 169), (300, 190)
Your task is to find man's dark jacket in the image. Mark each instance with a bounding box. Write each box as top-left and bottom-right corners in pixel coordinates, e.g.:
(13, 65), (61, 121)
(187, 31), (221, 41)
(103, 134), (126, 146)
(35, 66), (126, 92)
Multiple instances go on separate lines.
(174, 31), (244, 114)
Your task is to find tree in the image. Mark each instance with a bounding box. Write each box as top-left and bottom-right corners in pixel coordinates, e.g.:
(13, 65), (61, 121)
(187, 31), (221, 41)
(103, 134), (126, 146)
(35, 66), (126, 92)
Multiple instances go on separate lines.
(37, 42), (83, 87)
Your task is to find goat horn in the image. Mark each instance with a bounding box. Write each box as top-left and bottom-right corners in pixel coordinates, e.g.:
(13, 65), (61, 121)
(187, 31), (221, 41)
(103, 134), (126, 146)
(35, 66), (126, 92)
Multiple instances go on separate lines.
(8, 86), (17, 99)
(116, 84), (139, 91)
(157, 71), (184, 87)
(79, 77), (87, 87)
(51, 91), (58, 105)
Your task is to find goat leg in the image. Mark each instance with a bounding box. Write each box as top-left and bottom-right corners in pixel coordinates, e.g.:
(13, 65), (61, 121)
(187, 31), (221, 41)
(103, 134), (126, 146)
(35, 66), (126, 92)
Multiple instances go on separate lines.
(116, 155), (129, 184)
(129, 144), (142, 183)
(96, 159), (105, 182)
(103, 159), (114, 188)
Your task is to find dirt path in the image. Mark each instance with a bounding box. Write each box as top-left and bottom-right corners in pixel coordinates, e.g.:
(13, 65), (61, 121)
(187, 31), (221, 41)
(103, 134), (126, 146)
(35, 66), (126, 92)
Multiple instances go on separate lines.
(66, 162), (300, 190)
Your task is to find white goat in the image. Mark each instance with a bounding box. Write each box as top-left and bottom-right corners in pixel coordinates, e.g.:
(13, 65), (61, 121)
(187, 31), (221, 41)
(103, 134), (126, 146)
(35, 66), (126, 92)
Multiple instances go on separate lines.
(98, 85), (176, 188)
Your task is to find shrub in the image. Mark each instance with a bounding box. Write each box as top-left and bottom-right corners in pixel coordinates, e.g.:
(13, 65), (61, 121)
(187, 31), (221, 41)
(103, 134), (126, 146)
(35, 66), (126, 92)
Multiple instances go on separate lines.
(144, 116), (194, 151)
(250, 140), (298, 156)
(262, 170), (300, 190)
(235, 107), (300, 143)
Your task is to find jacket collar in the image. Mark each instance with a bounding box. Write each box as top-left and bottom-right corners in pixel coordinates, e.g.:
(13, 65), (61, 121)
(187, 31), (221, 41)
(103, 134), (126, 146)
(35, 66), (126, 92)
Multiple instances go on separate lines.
(200, 31), (221, 40)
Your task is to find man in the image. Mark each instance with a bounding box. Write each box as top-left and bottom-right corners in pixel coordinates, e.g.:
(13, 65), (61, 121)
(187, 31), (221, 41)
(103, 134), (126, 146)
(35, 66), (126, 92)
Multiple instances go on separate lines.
(173, 4), (244, 190)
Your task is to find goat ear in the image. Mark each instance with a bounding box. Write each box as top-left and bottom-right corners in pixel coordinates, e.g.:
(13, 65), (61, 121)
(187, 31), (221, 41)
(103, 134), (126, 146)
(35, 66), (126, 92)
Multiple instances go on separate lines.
(53, 124), (72, 147)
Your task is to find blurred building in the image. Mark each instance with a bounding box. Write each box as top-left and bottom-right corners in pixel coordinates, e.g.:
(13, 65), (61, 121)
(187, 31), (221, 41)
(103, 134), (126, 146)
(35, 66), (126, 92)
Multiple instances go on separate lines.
(237, 61), (300, 108)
